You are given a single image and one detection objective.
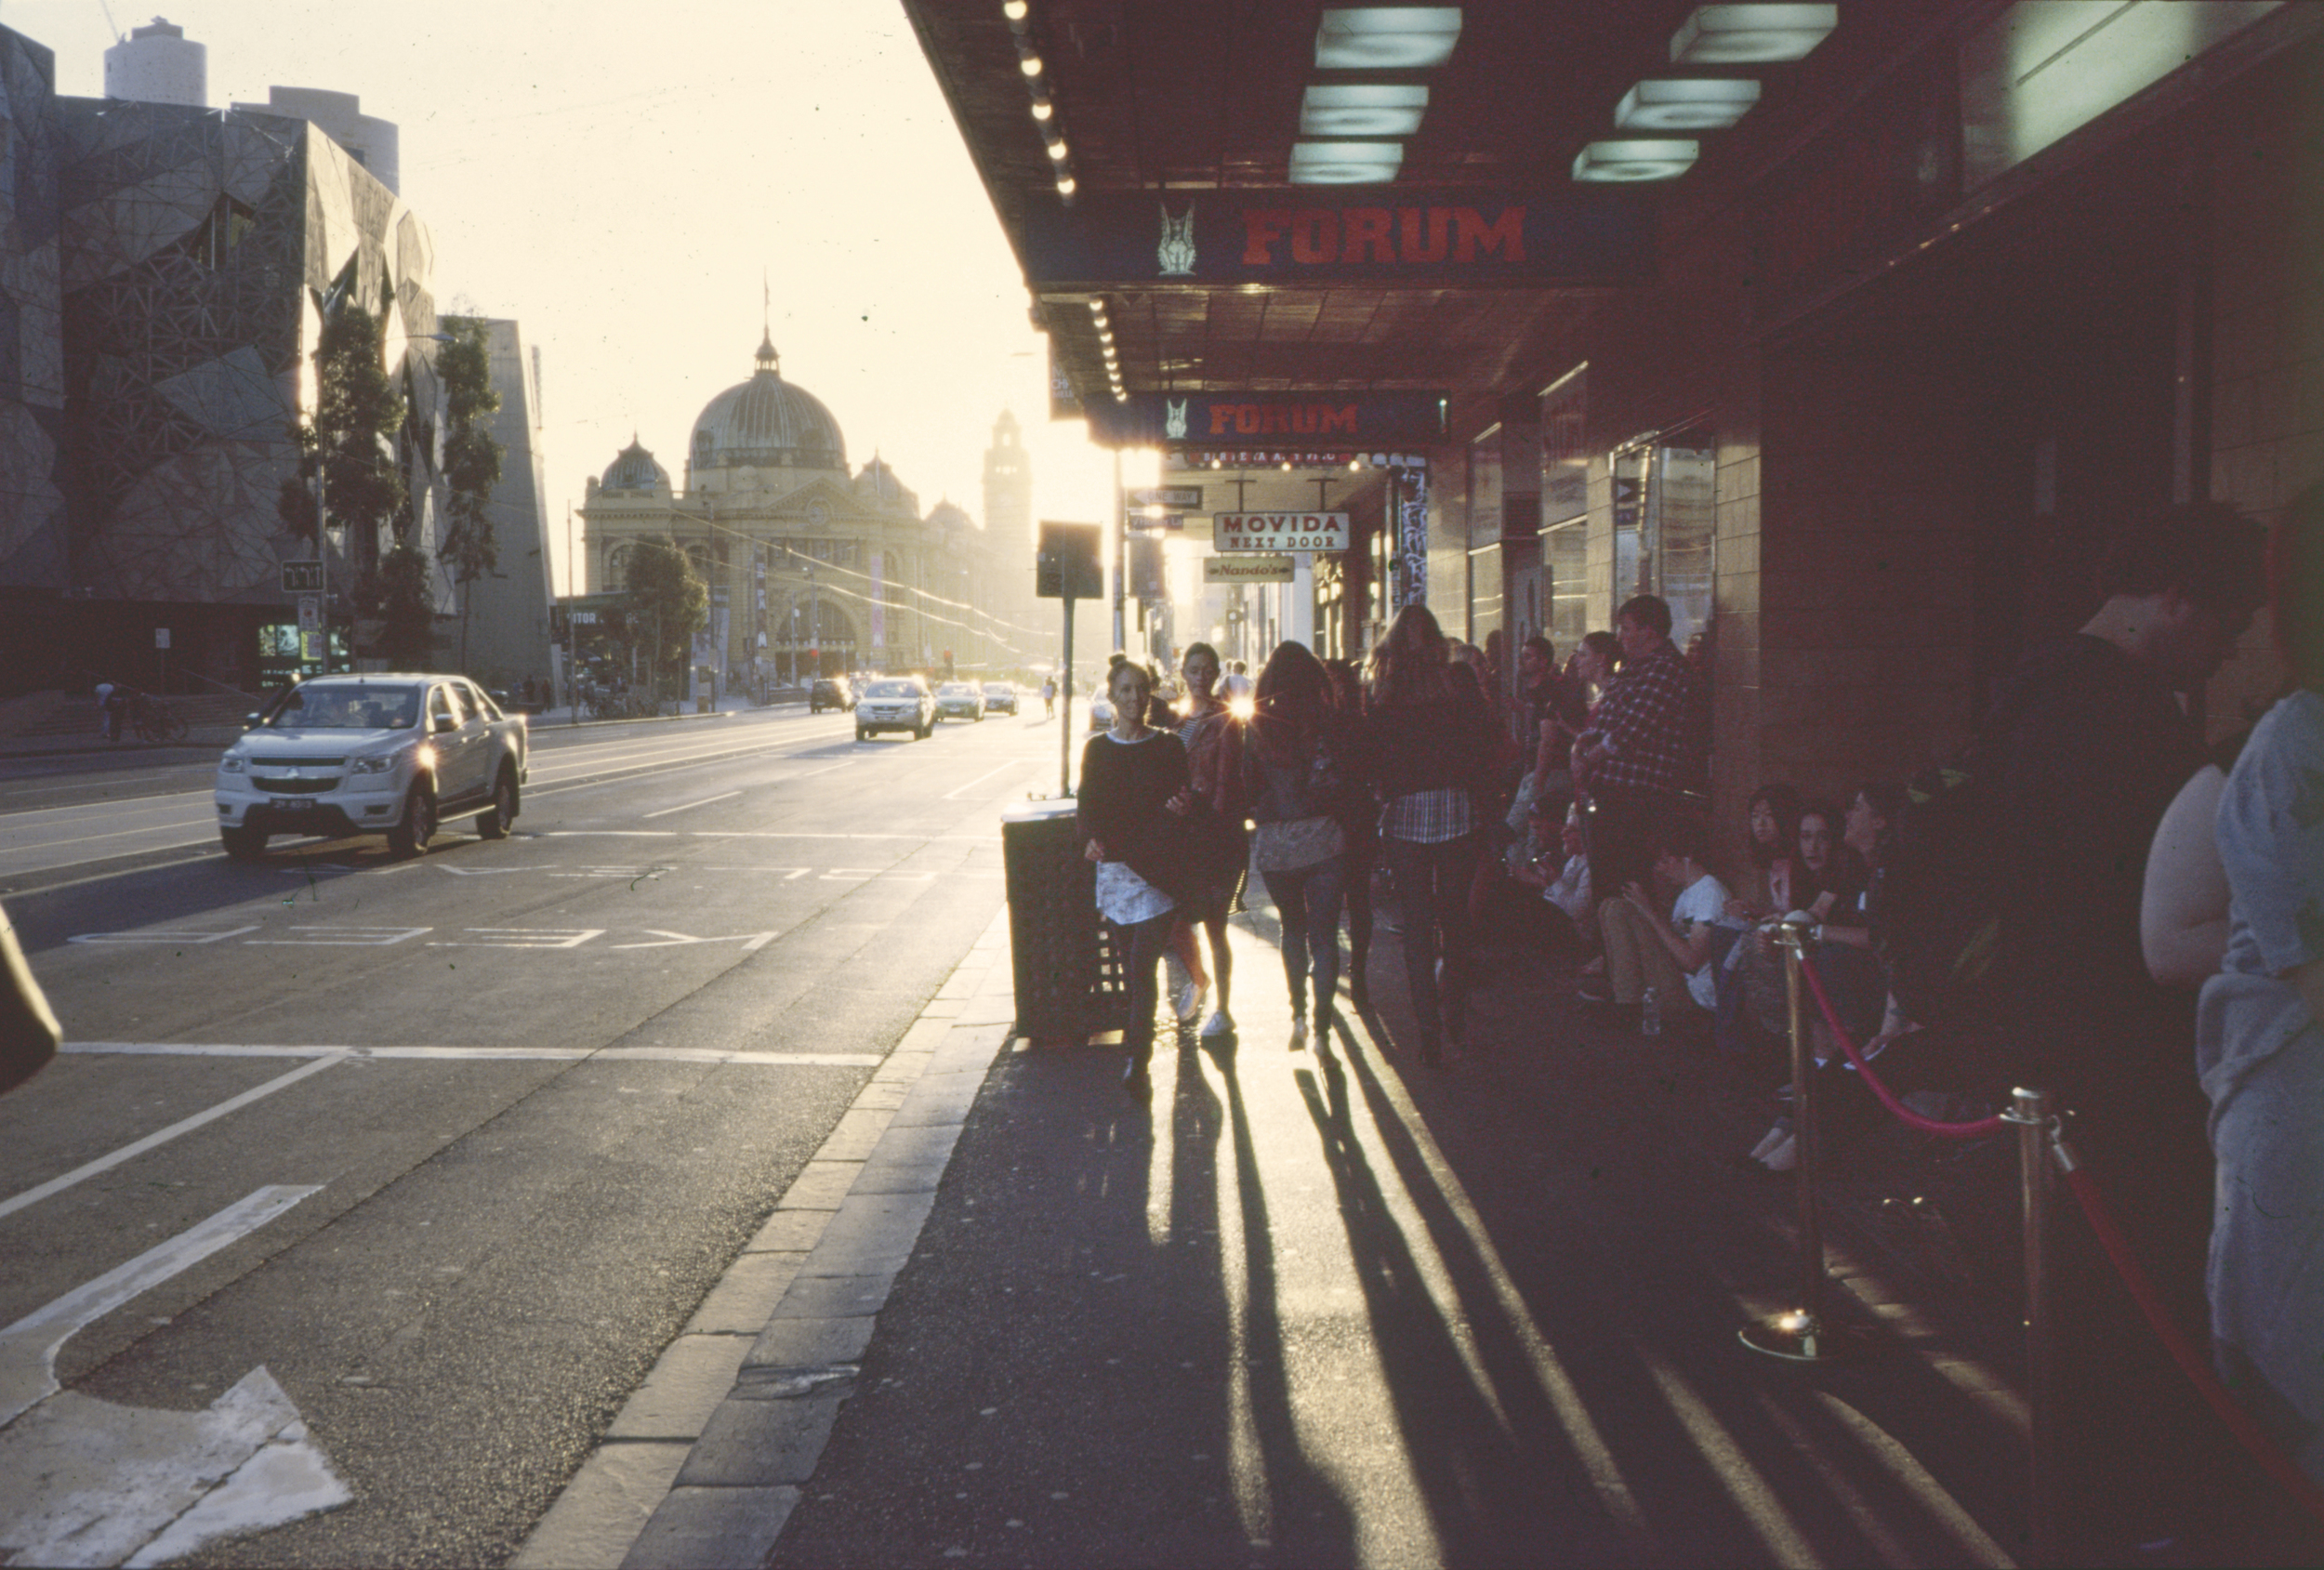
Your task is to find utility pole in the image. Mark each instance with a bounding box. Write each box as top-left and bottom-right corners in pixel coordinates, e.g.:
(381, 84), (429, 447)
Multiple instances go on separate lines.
(565, 502), (578, 725)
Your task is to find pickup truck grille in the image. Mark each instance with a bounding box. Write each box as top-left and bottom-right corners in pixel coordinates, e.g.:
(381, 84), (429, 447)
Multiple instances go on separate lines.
(253, 756), (347, 768)
(253, 775), (337, 794)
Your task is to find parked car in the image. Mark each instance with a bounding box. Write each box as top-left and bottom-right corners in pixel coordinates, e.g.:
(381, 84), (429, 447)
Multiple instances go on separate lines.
(934, 681), (984, 723)
(215, 674), (528, 861)
(810, 676), (854, 714)
(982, 682), (1018, 716)
(855, 677), (935, 741)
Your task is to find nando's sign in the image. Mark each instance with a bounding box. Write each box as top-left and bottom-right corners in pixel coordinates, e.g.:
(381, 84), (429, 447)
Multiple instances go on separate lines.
(1088, 391), (1444, 451)
(1023, 188), (1652, 286)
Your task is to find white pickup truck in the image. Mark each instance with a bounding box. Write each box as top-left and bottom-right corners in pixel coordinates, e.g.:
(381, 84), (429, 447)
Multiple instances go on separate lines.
(215, 673), (529, 860)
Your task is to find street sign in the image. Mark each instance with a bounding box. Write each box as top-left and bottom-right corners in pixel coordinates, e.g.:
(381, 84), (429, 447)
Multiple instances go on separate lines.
(1127, 514), (1184, 532)
(297, 597), (322, 633)
(1203, 554), (1294, 584)
(153, 627), (171, 649)
(1036, 520), (1104, 600)
(1210, 512), (1350, 552)
(1129, 485), (1202, 508)
(281, 561), (324, 594)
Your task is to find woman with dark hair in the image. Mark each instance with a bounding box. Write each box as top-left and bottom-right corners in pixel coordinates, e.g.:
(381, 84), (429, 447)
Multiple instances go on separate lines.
(1728, 784), (1806, 924)
(1078, 660), (1195, 1099)
(1367, 605), (1494, 1064)
(2199, 481), (2324, 1490)
(1244, 641), (1353, 1042)
(1325, 658), (1378, 1004)
(1164, 641), (1245, 1040)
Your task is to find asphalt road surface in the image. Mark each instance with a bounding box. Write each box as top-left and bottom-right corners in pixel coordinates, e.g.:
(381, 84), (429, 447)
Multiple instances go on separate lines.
(0, 702), (1052, 1568)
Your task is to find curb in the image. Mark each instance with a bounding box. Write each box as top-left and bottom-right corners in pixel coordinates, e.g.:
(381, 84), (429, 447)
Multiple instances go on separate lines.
(510, 908), (1017, 1570)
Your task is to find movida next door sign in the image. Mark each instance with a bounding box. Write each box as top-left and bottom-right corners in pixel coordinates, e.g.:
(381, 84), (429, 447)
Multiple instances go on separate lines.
(1021, 188), (1653, 287)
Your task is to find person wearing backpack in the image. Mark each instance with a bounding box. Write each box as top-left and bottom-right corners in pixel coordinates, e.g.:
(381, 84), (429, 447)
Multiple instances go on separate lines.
(1961, 501), (2266, 1557)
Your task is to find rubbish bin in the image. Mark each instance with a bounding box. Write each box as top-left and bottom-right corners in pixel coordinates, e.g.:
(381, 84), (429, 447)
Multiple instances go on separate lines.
(1001, 797), (1130, 1043)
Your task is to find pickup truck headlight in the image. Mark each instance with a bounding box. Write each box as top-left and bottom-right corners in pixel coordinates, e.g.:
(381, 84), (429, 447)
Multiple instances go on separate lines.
(218, 754), (248, 774)
(347, 751), (402, 774)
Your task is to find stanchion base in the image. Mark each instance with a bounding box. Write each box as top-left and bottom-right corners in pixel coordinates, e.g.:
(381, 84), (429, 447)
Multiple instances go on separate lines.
(1738, 1310), (1861, 1362)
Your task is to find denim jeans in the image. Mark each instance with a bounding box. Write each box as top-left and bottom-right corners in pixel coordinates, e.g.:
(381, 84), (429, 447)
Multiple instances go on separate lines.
(1114, 911), (1178, 1066)
(1381, 833), (1481, 1040)
(1260, 853), (1348, 1020)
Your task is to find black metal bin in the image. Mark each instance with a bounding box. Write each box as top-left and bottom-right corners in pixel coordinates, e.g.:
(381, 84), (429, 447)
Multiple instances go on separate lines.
(1001, 797), (1130, 1043)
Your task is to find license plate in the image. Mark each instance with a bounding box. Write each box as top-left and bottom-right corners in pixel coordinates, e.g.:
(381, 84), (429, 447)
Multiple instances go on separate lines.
(270, 798), (313, 811)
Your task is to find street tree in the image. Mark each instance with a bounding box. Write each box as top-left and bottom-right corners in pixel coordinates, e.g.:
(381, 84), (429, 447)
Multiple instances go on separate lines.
(436, 317), (504, 671)
(625, 539), (707, 701)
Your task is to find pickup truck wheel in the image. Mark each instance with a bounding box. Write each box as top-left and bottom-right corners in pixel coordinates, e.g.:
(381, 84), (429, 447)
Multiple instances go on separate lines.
(220, 825), (267, 861)
(475, 769), (519, 838)
(387, 785), (436, 859)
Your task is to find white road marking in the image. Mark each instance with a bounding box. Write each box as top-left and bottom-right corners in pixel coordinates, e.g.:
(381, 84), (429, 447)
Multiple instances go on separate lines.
(0, 1187), (349, 1566)
(68, 926), (258, 945)
(693, 830), (1002, 842)
(609, 930), (780, 951)
(640, 791), (740, 820)
(426, 928), (605, 949)
(245, 927), (430, 947)
(535, 830), (679, 838)
(58, 1043), (882, 1066)
(0, 1186), (323, 1425)
(0, 1057), (345, 1223)
(941, 760), (1025, 799)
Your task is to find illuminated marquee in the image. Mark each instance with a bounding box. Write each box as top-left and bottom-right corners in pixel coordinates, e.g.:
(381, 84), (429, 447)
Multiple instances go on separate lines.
(1211, 513), (1351, 553)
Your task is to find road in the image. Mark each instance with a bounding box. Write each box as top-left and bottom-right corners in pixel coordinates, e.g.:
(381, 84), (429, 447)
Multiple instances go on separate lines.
(0, 702), (1052, 1568)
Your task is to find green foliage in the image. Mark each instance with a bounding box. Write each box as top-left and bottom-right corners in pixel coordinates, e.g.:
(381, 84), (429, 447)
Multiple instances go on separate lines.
(275, 303), (407, 564)
(360, 544), (439, 669)
(435, 317), (506, 667)
(625, 540), (708, 687)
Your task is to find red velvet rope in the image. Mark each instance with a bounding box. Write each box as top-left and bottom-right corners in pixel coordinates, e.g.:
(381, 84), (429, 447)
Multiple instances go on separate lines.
(1794, 949), (2007, 1138)
(2062, 1164), (2324, 1529)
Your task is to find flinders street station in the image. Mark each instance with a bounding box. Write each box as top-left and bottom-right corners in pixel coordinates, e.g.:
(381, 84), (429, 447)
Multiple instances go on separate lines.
(579, 334), (1033, 684)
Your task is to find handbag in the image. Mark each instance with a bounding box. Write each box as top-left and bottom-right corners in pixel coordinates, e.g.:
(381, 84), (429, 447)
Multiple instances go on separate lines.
(0, 901), (60, 1097)
(1252, 813), (1346, 872)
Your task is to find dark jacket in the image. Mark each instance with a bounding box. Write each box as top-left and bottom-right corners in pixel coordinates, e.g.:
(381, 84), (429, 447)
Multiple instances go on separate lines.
(1365, 691), (1493, 803)
(1076, 730), (1194, 904)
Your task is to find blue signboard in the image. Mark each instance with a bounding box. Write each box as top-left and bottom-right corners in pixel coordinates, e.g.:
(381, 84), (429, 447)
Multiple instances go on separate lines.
(1021, 189), (1652, 286)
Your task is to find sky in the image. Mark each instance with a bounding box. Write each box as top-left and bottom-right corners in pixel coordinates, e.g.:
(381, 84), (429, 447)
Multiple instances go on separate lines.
(0, 0), (1133, 594)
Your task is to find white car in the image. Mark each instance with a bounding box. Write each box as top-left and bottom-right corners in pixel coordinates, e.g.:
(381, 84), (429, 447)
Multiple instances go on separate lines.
(215, 674), (528, 860)
(854, 677), (935, 741)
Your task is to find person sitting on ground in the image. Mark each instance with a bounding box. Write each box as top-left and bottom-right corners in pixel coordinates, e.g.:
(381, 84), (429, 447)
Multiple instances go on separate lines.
(1592, 814), (1738, 1033)
(1804, 782), (1907, 1051)
(1507, 803), (1594, 957)
(1712, 785), (1806, 1056)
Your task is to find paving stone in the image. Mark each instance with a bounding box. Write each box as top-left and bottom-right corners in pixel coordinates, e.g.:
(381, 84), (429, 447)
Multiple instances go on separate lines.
(620, 1484), (799, 1570)
(742, 1210), (831, 1254)
(682, 1251), (808, 1335)
(809, 1106), (896, 1162)
(672, 1396), (845, 1488)
(742, 1314), (877, 1370)
(606, 1336), (754, 1441)
(768, 1273), (895, 1320)
(864, 1120), (965, 1168)
(511, 1441), (693, 1570)
(850, 1160), (947, 1195)
(773, 1160), (862, 1210)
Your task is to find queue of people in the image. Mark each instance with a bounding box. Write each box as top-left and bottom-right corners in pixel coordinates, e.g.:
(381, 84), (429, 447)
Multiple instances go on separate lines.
(1075, 490), (2323, 1555)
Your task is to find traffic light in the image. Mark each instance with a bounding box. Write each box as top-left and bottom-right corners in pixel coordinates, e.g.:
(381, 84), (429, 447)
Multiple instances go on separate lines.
(1036, 520), (1103, 600)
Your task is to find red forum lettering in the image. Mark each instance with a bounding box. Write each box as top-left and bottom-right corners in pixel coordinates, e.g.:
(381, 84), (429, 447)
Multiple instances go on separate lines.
(1261, 406), (1290, 434)
(1291, 209), (1339, 264)
(1243, 208), (1292, 264)
(1399, 206), (1450, 264)
(1342, 207), (1393, 262)
(1454, 206), (1525, 261)
(1235, 404), (1261, 435)
(1319, 405), (1357, 434)
(1209, 404), (1236, 436)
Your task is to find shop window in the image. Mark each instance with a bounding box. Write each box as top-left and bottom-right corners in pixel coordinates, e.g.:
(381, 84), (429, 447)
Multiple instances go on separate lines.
(1609, 438), (1716, 653)
(1543, 518), (1588, 648)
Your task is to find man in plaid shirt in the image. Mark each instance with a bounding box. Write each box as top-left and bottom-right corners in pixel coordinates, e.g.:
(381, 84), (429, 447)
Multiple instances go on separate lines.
(1572, 594), (1708, 907)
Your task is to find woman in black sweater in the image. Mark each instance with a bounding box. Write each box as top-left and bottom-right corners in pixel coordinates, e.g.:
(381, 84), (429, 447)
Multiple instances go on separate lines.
(1367, 605), (1495, 1064)
(1078, 660), (1194, 1098)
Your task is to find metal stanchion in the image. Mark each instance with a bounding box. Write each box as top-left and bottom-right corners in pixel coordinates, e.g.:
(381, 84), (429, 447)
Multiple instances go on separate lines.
(2007, 1086), (2062, 1568)
(1741, 918), (1855, 1361)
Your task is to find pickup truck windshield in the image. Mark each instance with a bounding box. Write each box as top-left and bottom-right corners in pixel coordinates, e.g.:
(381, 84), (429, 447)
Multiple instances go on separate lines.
(268, 684), (421, 729)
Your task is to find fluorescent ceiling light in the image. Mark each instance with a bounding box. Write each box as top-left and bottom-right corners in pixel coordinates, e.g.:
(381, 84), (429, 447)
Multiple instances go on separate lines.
(1615, 77), (1762, 129)
(1315, 7), (1463, 70)
(1301, 83), (1429, 138)
(1572, 139), (1700, 181)
(1670, 4), (1837, 63)
(1289, 140), (1406, 184)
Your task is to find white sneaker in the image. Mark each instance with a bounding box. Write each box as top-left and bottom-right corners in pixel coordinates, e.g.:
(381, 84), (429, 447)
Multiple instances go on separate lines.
(1759, 1133), (1799, 1172)
(1200, 1009), (1235, 1038)
(1747, 1122), (1792, 1164)
(1164, 956), (1204, 1023)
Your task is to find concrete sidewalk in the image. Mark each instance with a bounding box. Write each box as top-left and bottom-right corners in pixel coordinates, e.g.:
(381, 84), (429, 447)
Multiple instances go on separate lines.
(732, 895), (2032, 1569)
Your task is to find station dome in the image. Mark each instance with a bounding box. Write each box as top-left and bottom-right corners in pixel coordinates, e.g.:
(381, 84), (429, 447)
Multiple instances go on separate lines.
(601, 438), (668, 493)
(688, 334), (847, 474)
